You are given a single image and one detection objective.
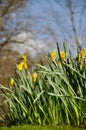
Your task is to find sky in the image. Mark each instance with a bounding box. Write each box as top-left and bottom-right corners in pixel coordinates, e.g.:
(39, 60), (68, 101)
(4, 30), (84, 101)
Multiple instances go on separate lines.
(28, 0), (86, 48)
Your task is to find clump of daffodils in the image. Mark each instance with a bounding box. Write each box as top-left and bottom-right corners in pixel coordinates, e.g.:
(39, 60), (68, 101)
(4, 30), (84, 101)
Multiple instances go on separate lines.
(17, 54), (28, 71)
(51, 50), (67, 62)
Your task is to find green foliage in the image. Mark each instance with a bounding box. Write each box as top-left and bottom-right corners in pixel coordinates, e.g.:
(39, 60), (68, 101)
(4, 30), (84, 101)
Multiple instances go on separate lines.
(0, 43), (86, 126)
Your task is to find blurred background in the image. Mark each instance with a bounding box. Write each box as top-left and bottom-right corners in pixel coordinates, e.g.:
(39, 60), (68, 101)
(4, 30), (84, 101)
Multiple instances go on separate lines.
(0, 0), (86, 85)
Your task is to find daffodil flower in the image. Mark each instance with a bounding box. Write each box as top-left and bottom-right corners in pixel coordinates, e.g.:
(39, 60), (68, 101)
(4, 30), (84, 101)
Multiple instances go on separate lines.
(22, 54), (27, 62)
(51, 50), (57, 60)
(81, 48), (86, 60)
(60, 51), (66, 60)
(23, 61), (28, 69)
(10, 78), (15, 86)
(17, 62), (24, 70)
(17, 61), (28, 70)
(33, 72), (37, 82)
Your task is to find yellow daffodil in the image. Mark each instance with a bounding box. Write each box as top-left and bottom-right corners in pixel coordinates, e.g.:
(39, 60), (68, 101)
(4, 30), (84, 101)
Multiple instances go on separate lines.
(51, 50), (57, 60)
(60, 51), (66, 60)
(33, 72), (37, 82)
(17, 61), (28, 70)
(17, 62), (24, 70)
(10, 78), (15, 86)
(81, 48), (86, 60)
(22, 54), (27, 62)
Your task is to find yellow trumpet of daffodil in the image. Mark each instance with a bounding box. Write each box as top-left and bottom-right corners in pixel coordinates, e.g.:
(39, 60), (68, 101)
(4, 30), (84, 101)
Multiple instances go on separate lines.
(33, 72), (37, 82)
(17, 61), (28, 71)
(17, 62), (24, 70)
(10, 78), (15, 86)
(51, 50), (57, 60)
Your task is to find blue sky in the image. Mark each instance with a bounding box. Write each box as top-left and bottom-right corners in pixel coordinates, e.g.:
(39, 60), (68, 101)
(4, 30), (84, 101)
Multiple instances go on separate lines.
(13, 0), (86, 56)
(28, 0), (86, 49)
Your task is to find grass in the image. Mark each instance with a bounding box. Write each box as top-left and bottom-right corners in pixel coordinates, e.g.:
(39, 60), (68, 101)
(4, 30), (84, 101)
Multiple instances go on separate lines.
(0, 125), (86, 130)
(0, 42), (86, 126)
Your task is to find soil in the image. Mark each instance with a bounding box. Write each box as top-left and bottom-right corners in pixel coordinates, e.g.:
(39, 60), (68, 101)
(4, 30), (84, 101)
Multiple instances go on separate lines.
(0, 50), (20, 86)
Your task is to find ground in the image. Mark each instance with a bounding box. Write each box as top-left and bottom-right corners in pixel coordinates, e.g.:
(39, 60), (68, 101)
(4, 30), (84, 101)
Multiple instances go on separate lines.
(0, 50), (20, 86)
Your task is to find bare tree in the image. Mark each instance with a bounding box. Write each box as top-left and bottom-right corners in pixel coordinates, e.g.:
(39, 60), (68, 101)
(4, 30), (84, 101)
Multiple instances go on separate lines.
(48, 0), (86, 49)
(0, 0), (28, 50)
(29, 0), (86, 50)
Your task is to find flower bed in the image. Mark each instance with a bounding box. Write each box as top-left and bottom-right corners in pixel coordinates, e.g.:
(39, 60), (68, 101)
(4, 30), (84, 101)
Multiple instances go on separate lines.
(0, 43), (86, 126)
